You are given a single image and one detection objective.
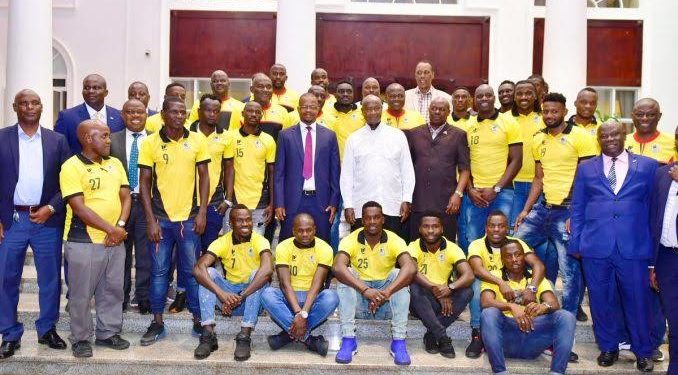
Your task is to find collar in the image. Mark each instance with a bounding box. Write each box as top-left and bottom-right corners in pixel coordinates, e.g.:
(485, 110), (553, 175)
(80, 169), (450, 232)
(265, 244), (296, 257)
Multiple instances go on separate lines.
(476, 110), (500, 122)
(417, 238), (448, 253)
(189, 121), (224, 135)
(17, 124), (42, 139)
(232, 232), (252, 245)
(77, 153), (110, 165)
(293, 238), (316, 249)
(239, 126), (262, 137)
(387, 108), (405, 118)
(567, 114), (597, 126)
(602, 149), (629, 164)
(159, 126), (190, 143)
(484, 236), (505, 254)
(125, 128), (147, 138)
(85, 103), (106, 117)
(365, 122), (384, 131)
(334, 102), (358, 113)
(500, 267), (533, 281)
(633, 130), (661, 144)
(273, 87), (287, 96)
(541, 120), (575, 135)
(357, 229), (388, 245)
(451, 112), (470, 121)
(261, 102), (272, 111)
(415, 86), (434, 96)
(301, 122), (317, 131)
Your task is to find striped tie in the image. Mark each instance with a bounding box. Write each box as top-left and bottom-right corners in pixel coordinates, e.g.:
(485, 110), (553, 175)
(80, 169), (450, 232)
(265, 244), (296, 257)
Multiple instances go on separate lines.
(607, 157), (617, 191)
(129, 133), (141, 190)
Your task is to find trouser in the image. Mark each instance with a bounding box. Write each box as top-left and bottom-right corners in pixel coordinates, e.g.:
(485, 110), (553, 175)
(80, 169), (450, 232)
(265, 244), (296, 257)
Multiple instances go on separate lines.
(123, 197), (150, 304)
(514, 204), (583, 314)
(409, 282), (472, 340)
(481, 307), (575, 375)
(279, 194), (332, 243)
(199, 268), (265, 328)
(64, 241), (125, 342)
(0, 211), (62, 341)
(351, 215), (408, 242)
(337, 269), (410, 339)
(201, 205), (225, 253)
(261, 287), (339, 339)
(657, 245), (678, 373)
(409, 210), (458, 243)
(582, 248), (653, 359)
(149, 218), (201, 317)
(458, 189), (514, 252)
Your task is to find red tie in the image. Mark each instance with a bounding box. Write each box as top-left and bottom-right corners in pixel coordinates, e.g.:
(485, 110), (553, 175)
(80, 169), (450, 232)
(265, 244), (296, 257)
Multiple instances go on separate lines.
(303, 126), (313, 180)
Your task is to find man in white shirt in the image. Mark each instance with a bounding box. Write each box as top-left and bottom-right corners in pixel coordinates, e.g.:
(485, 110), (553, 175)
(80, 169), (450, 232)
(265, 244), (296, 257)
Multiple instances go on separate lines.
(404, 61), (452, 123)
(110, 99), (151, 314)
(340, 95), (415, 240)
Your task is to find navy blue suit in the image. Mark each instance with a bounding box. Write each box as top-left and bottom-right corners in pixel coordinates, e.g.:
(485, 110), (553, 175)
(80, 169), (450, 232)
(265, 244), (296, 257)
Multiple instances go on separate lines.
(650, 163), (678, 371)
(0, 124), (71, 342)
(54, 103), (124, 153)
(274, 123), (340, 242)
(569, 153), (658, 358)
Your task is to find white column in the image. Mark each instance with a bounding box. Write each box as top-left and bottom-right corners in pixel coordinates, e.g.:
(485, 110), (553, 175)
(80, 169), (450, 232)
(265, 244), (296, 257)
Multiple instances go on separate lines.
(275, 0), (315, 94)
(4, 0), (53, 128)
(542, 0), (587, 112)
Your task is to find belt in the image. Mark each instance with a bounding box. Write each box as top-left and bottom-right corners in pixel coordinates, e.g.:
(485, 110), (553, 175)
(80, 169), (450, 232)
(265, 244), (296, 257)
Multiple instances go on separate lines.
(131, 193), (140, 200)
(543, 202), (569, 210)
(302, 190), (316, 196)
(660, 244), (678, 252)
(14, 205), (36, 212)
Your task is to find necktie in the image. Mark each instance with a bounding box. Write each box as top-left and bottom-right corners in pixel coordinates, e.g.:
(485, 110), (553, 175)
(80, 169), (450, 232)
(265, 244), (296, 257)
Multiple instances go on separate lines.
(129, 133), (141, 190)
(303, 126), (313, 180)
(607, 157), (617, 191)
(93, 112), (103, 122)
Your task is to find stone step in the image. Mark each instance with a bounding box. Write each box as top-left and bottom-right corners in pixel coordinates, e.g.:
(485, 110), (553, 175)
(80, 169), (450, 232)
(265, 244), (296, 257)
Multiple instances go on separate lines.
(0, 330), (667, 375)
(15, 293), (596, 343)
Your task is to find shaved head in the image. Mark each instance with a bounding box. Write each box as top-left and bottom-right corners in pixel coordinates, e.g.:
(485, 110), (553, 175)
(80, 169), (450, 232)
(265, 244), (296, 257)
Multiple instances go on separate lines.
(633, 97), (660, 112)
(361, 94), (382, 107)
(293, 213), (315, 227)
(14, 89), (40, 103)
(77, 119), (106, 144)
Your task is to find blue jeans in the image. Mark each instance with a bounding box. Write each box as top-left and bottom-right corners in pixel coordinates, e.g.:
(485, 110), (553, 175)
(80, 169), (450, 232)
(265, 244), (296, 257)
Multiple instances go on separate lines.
(337, 269), (410, 339)
(0, 211), (62, 341)
(149, 218), (201, 316)
(261, 287), (339, 339)
(458, 189), (514, 252)
(469, 278), (482, 329)
(514, 204), (582, 314)
(201, 205), (224, 253)
(330, 200), (343, 253)
(509, 181), (532, 233)
(199, 268), (264, 328)
(481, 307), (575, 375)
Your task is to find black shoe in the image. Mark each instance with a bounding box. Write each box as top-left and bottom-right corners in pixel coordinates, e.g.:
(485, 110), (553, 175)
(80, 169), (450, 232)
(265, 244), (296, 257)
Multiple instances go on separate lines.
(267, 330), (293, 351)
(438, 336), (456, 358)
(95, 335), (130, 350)
(140, 321), (166, 346)
(0, 341), (20, 359)
(652, 348), (665, 362)
(138, 300), (151, 315)
(72, 341), (92, 358)
(305, 335), (329, 357)
(192, 322), (204, 337)
(423, 332), (439, 354)
(576, 306), (588, 322)
(194, 333), (218, 360)
(38, 328), (67, 350)
(234, 333), (251, 361)
(597, 350), (619, 367)
(569, 351), (579, 363)
(122, 301), (129, 313)
(637, 357), (654, 372)
(465, 328), (483, 358)
(168, 291), (186, 313)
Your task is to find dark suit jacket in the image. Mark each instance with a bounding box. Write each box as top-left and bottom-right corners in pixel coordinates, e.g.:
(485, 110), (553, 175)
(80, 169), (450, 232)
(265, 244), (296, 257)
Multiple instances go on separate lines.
(0, 124), (71, 231)
(274, 124), (340, 213)
(650, 163), (675, 265)
(54, 103), (124, 153)
(110, 129), (154, 177)
(569, 153), (658, 260)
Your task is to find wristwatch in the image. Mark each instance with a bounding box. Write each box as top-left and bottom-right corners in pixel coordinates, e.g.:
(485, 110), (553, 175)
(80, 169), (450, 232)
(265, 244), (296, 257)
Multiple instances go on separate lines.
(117, 220), (126, 227)
(493, 185), (502, 194)
(447, 282), (456, 291)
(296, 310), (308, 319)
(526, 284), (538, 293)
(223, 199), (233, 208)
(454, 190), (464, 198)
(542, 302), (552, 313)
(46, 205), (56, 214)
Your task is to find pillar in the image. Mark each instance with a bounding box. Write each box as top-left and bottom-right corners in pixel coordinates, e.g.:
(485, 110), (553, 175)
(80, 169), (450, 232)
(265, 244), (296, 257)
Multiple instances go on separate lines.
(275, 0), (315, 94)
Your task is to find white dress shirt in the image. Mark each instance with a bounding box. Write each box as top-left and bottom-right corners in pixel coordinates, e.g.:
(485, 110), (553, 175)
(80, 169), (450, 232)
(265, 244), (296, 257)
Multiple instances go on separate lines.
(125, 129), (147, 194)
(340, 123), (415, 218)
(86, 103), (108, 124)
(14, 126), (44, 206)
(660, 181), (678, 248)
(300, 122), (317, 191)
(602, 150), (629, 195)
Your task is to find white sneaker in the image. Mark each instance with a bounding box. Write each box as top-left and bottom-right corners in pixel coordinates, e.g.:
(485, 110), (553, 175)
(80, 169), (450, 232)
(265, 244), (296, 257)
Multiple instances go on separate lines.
(618, 341), (631, 351)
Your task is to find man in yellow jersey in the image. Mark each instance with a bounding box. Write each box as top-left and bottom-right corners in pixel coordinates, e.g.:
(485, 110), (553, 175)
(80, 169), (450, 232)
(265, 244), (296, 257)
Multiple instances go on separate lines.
(527, 74), (548, 104)
(382, 83), (424, 131)
(145, 83), (189, 132)
(497, 80), (515, 114)
(187, 70), (245, 128)
(60, 120), (131, 357)
(458, 84), (522, 251)
(310, 68), (336, 114)
(568, 87), (599, 141)
(514, 93), (596, 329)
(447, 87), (474, 132)
(193, 205), (273, 361)
(328, 81), (364, 160)
(333, 201), (417, 365)
(224, 101), (276, 236)
(466, 211), (546, 359)
(230, 73), (296, 141)
(261, 214), (339, 356)
(405, 61), (452, 123)
(480, 240), (575, 375)
(307, 85), (337, 129)
(127, 81), (157, 116)
(408, 213), (474, 358)
(189, 94), (232, 251)
(268, 64), (300, 112)
(626, 98), (675, 165)
(137, 97), (211, 346)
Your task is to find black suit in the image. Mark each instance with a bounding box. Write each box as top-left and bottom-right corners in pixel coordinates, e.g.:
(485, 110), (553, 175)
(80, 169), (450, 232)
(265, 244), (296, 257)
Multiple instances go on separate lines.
(110, 129), (151, 306)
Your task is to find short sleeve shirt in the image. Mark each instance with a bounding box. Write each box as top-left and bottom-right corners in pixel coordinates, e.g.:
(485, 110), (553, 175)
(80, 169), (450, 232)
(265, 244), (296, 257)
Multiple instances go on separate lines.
(190, 125), (233, 206)
(207, 231), (271, 284)
(338, 229), (408, 281)
(481, 271), (553, 317)
(224, 128), (276, 209)
(467, 236), (533, 273)
(229, 103), (295, 140)
(467, 111), (522, 188)
(275, 237), (334, 291)
(625, 131), (676, 165)
(408, 238), (467, 285)
(382, 109), (425, 130)
(513, 112), (545, 183)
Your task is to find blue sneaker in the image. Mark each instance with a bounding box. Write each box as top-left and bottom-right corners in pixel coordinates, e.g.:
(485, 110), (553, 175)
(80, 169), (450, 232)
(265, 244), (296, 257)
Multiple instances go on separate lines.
(335, 337), (358, 364)
(390, 339), (411, 365)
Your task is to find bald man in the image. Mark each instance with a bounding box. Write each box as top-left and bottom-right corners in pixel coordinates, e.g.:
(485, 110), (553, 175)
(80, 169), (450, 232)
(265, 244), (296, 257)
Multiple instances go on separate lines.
(55, 74), (125, 153)
(267, 64), (300, 112)
(310, 68), (336, 113)
(60, 120), (131, 357)
(261, 213), (339, 356)
(187, 70), (245, 128)
(0, 90), (71, 359)
(626, 98), (675, 165)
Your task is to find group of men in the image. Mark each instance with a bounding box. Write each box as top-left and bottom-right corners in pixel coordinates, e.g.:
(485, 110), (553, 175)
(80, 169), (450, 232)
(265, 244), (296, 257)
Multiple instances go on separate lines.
(0, 60), (675, 375)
